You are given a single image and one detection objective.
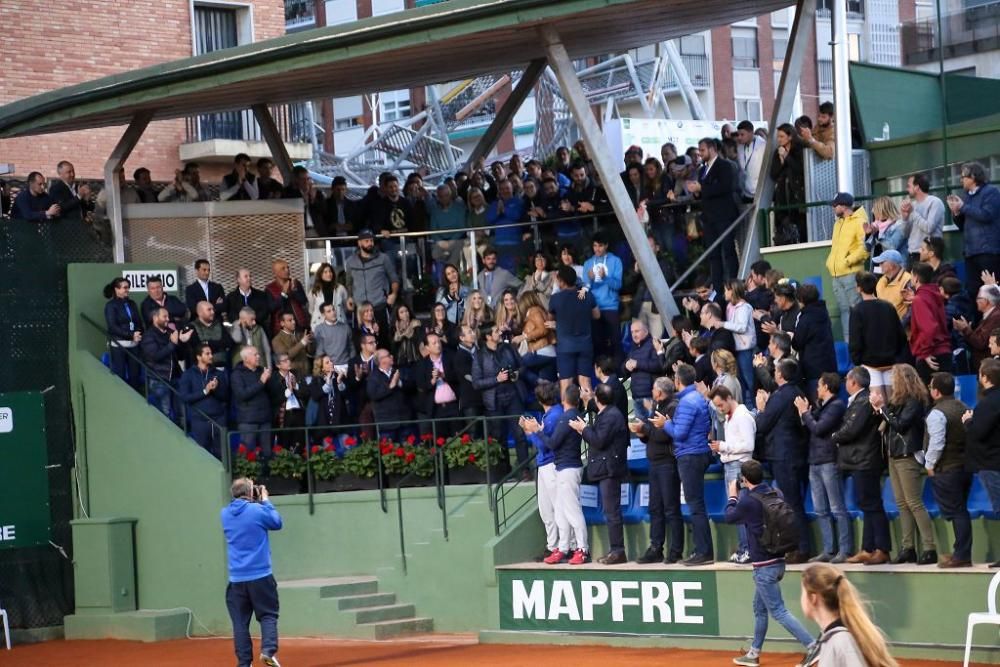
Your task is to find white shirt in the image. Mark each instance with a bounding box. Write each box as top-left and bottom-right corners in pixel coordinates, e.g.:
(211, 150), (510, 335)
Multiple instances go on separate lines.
(198, 279), (211, 301)
(717, 404), (756, 463)
(739, 136), (766, 198)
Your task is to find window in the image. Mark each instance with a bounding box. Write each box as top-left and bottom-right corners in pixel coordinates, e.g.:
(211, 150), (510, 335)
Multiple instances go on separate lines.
(817, 59), (834, 91)
(773, 36), (788, 61)
(735, 98), (763, 121)
(679, 34), (705, 56)
(771, 8), (789, 27)
(848, 33), (862, 61)
(193, 5), (239, 54)
(285, 0), (315, 29)
(191, 3), (254, 141)
(325, 0), (357, 25)
(333, 95), (363, 131)
(731, 28), (759, 69)
(818, 0), (864, 15)
(371, 0), (404, 16)
(380, 90), (411, 122)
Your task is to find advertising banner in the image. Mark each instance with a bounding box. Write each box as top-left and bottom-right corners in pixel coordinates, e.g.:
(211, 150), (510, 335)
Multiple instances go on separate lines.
(0, 392), (51, 549)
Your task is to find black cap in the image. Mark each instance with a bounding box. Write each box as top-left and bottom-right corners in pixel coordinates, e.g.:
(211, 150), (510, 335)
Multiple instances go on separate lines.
(332, 176), (347, 187)
(832, 192), (854, 207)
(357, 228), (374, 240)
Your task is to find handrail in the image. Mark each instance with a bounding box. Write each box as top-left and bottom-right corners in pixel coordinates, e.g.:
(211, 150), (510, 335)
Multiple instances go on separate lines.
(78, 311), (232, 472)
(492, 455), (537, 536)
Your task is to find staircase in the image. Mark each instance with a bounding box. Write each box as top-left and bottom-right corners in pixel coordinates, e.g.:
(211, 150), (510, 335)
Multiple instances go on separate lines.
(277, 576), (434, 639)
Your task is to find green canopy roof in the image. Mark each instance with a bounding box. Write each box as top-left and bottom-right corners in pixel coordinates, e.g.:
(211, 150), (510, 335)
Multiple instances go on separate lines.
(0, 0), (792, 138)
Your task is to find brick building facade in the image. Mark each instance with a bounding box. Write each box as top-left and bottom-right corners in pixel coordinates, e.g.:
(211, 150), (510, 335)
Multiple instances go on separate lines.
(0, 0), (286, 181)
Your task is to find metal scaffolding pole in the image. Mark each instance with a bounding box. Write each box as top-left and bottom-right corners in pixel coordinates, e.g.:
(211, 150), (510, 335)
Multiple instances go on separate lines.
(464, 59), (546, 171)
(739, 0), (817, 277)
(541, 27), (680, 328)
(106, 110), (153, 263)
(662, 40), (707, 120)
(831, 0), (854, 191)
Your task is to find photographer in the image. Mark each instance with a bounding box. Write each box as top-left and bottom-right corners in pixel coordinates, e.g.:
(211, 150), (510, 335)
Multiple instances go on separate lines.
(221, 478), (283, 667)
(472, 323), (529, 475)
(724, 459), (815, 667)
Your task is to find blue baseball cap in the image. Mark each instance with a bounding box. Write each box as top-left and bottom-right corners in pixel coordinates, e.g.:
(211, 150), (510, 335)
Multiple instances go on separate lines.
(872, 249), (904, 265)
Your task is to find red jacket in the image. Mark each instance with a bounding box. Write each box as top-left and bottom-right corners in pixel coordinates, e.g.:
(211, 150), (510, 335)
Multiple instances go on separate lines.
(910, 284), (951, 360)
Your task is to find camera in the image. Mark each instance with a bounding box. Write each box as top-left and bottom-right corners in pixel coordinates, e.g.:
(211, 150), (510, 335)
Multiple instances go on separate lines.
(250, 483), (264, 502)
(499, 366), (519, 382)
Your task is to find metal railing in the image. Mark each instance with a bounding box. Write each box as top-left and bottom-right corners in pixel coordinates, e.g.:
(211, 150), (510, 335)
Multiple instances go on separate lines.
(901, 0), (1000, 65)
(184, 103), (314, 145)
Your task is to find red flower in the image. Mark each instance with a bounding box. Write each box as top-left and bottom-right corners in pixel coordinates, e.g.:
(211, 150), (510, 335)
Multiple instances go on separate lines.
(273, 445), (285, 454)
(430, 447), (438, 455)
(380, 444), (392, 455)
(247, 452), (258, 462)
(406, 435), (417, 445)
(436, 436), (446, 446)
(468, 454), (476, 463)
(488, 437), (496, 444)
(344, 436), (357, 447)
(237, 443), (247, 454)
(311, 445), (321, 454)
(323, 436), (333, 445)
(395, 447), (406, 457)
(405, 452), (416, 463)
(380, 437), (389, 446)
(461, 434), (471, 445)
(420, 433), (432, 442)
(324, 443), (335, 452)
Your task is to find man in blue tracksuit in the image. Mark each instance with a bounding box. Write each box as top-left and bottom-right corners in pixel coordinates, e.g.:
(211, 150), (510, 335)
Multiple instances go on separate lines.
(581, 232), (624, 365)
(652, 363), (713, 565)
(522, 381), (564, 561)
(725, 459), (814, 667)
(221, 478), (284, 667)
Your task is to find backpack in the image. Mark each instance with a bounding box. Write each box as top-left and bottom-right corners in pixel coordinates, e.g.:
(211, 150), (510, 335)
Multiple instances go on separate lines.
(757, 489), (799, 554)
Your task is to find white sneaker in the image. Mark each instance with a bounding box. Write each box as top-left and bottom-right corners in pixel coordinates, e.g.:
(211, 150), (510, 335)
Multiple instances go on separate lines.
(736, 551), (751, 564)
(261, 654), (281, 667)
(728, 551), (740, 563)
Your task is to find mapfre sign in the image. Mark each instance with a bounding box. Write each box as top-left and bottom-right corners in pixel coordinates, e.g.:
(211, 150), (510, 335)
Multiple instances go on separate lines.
(498, 569), (719, 635)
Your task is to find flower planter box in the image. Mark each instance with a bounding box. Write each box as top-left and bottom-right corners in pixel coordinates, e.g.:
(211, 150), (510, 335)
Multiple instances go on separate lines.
(261, 476), (305, 496)
(387, 474), (434, 489)
(311, 478), (340, 494)
(447, 464), (487, 485)
(331, 473), (380, 492)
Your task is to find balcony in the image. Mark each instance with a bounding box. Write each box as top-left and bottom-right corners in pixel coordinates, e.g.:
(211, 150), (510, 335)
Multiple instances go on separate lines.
(285, 0), (316, 31)
(181, 104), (314, 163)
(901, 1), (1000, 65)
(664, 54), (711, 89)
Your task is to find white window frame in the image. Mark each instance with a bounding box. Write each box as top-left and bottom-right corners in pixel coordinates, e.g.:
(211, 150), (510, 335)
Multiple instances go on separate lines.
(189, 1), (254, 56)
(379, 90), (412, 122)
(325, 0), (358, 25)
(731, 27), (759, 70)
(371, 0), (405, 17)
(734, 97), (763, 122)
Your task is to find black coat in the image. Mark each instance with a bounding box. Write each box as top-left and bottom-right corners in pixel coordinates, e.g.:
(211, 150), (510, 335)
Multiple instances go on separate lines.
(801, 397), (847, 465)
(225, 288), (271, 331)
(141, 295), (190, 329)
(413, 353), (461, 416)
(104, 297), (144, 340)
(622, 336), (663, 400)
(309, 374), (346, 426)
(696, 158), (740, 226)
(472, 343), (523, 412)
(366, 368), (411, 425)
(966, 386), (1000, 472)
(637, 397), (679, 464)
(48, 179), (92, 221)
(831, 390), (883, 472)
(282, 186), (329, 236)
(582, 406), (629, 480)
(185, 281), (226, 317)
(323, 197), (361, 236)
(755, 383), (807, 463)
(230, 364), (272, 424)
(849, 298), (908, 368)
(792, 301), (837, 380)
(878, 399), (927, 458)
(453, 346), (484, 413)
(140, 326), (180, 381)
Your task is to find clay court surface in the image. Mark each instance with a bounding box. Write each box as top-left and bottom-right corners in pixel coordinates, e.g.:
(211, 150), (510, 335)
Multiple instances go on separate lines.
(9, 636), (988, 666)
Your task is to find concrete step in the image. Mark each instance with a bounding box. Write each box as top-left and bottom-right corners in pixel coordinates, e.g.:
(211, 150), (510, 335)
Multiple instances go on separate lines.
(353, 603), (416, 624)
(336, 592), (397, 610)
(64, 609), (191, 642)
(357, 616), (434, 640)
(278, 576), (378, 599)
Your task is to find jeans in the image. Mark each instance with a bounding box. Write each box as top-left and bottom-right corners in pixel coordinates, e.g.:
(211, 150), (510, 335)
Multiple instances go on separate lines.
(633, 397), (653, 420)
(238, 422), (273, 460)
(852, 469), (891, 553)
(769, 459), (812, 554)
(648, 460), (684, 558)
(888, 455), (936, 551)
(724, 460), (750, 554)
(599, 477), (625, 553)
(109, 344), (143, 392)
(809, 462), (852, 556)
(226, 574), (279, 667)
(520, 352), (558, 386)
(751, 563), (815, 652)
(831, 274), (860, 342)
(931, 469), (972, 561)
(678, 452), (713, 557)
(980, 470), (1000, 513)
(735, 349), (756, 406)
(147, 379), (176, 422)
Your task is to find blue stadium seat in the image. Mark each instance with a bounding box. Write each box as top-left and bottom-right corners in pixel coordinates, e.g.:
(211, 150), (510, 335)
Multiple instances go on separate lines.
(968, 474), (999, 520)
(842, 476), (863, 520)
(956, 375), (979, 408)
(101, 351), (111, 368)
(922, 477), (940, 519)
(580, 484), (605, 525)
(623, 483), (650, 524)
(954, 260), (967, 285)
(627, 437), (649, 475)
(803, 483), (816, 520)
(705, 478), (728, 522)
(706, 462), (723, 475)
(881, 477), (900, 520)
(803, 275), (823, 299)
(834, 341), (853, 376)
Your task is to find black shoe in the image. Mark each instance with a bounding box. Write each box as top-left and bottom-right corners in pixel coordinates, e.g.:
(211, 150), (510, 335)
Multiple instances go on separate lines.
(892, 548), (917, 565)
(664, 552), (683, 564)
(682, 552), (714, 566)
(636, 547), (664, 564)
(785, 550), (809, 565)
(916, 550), (938, 566)
(991, 560), (1000, 569)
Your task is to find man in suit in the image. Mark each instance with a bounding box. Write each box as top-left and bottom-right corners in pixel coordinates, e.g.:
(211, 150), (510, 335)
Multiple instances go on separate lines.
(185, 259), (226, 321)
(225, 268), (271, 331)
(687, 138), (740, 289)
(366, 349), (411, 442)
(453, 325), (484, 430)
(754, 359), (811, 562)
(413, 332), (461, 436)
(570, 383), (629, 565)
(346, 334), (378, 436)
(49, 160), (93, 222)
(477, 248), (523, 311)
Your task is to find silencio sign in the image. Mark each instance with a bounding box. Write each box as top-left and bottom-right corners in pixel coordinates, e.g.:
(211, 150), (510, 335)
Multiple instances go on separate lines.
(498, 569), (719, 635)
(121, 269), (179, 293)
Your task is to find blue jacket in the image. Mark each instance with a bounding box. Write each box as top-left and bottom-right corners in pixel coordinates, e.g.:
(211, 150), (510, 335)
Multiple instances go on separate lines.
(664, 385), (712, 458)
(178, 365), (229, 419)
(755, 382), (807, 463)
(540, 407), (583, 470)
(801, 396), (846, 465)
(487, 197), (526, 246)
(724, 482), (784, 564)
(220, 499), (283, 583)
(622, 335), (662, 400)
(956, 183), (1000, 257)
(531, 404), (564, 467)
(104, 297), (144, 340)
(230, 363), (272, 424)
(582, 253), (623, 311)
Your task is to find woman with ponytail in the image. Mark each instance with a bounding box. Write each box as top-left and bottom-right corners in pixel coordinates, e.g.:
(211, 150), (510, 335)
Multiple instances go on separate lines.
(800, 564), (898, 667)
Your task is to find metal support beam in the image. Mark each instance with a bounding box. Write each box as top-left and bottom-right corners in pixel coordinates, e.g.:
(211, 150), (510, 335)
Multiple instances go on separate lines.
(252, 103), (294, 185)
(662, 41), (707, 120)
(739, 0), (817, 277)
(624, 55), (653, 118)
(465, 59), (546, 170)
(106, 110), (153, 263)
(831, 0), (854, 191)
(541, 27), (680, 329)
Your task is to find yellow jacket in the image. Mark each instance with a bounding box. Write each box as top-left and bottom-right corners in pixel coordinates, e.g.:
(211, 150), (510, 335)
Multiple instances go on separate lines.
(876, 269), (913, 321)
(826, 206), (869, 278)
